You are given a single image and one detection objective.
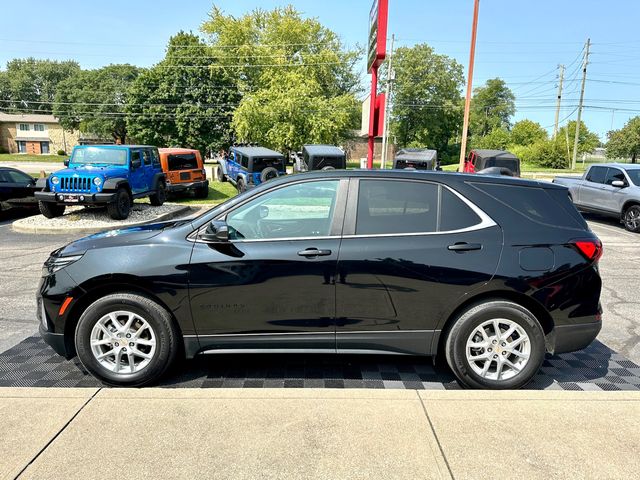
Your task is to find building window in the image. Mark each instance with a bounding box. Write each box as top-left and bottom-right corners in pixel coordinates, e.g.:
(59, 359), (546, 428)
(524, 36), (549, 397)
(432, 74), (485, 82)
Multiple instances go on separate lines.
(40, 142), (50, 154)
(34, 124), (46, 132)
(17, 141), (27, 153)
(19, 123), (29, 131)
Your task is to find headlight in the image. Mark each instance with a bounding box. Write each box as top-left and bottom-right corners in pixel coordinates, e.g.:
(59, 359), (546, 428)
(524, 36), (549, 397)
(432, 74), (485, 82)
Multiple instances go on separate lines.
(51, 176), (60, 185)
(93, 177), (102, 186)
(42, 254), (83, 276)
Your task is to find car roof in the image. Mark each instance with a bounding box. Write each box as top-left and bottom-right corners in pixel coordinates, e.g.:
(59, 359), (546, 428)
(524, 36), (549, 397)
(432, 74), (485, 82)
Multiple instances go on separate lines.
(589, 163), (640, 170)
(231, 146), (284, 158)
(472, 149), (519, 160)
(0, 166), (28, 174)
(73, 144), (155, 149)
(302, 144), (344, 157)
(395, 148), (437, 161)
(262, 169), (566, 190)
(158, 148), (199, 154)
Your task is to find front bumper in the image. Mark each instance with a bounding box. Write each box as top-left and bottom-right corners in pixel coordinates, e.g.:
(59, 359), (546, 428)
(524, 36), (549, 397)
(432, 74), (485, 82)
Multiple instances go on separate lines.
(35, 191), (117, 205)
(549, 321), (602, 355)
(167, 179), (208, 193)
(39, 324), (69, 358)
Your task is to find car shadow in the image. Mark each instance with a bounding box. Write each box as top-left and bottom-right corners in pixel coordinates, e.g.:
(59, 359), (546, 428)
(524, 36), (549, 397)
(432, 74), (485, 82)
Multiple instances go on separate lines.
(0, 336), (636, 390)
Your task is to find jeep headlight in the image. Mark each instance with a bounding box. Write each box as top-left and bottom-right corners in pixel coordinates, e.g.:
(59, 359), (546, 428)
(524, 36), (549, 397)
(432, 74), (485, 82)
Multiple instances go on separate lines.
(51, 176), (60, 185)
(93, 177), (102, 186)
(42, 254), (83, 276)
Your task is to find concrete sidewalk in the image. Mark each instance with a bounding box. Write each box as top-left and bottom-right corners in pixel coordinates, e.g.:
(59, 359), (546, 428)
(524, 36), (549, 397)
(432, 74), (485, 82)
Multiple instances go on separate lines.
(1, 389), (638, 479)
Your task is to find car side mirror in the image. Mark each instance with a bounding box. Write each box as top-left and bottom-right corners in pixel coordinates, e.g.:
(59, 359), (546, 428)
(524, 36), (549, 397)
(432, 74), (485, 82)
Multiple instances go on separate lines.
(259, 205), (269, 219)
(200, 220), (230, 243)
(64, 159), (69, 167)
(131, 158), (142, 169)
(611, 180), (625, 188)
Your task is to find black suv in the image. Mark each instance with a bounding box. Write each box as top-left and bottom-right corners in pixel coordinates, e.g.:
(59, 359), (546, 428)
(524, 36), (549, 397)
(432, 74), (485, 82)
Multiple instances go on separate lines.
(38, 170), (603, 389)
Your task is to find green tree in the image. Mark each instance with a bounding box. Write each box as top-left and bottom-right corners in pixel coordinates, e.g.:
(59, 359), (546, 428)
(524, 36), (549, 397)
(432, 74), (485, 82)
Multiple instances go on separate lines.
(389, 44), (464, 154)
(470, 78), (515, 137)
(54, 65), (140, 144)
(127, 32), (239, 155)
(510, 119), (547, 146)
(1, 58), (80, 112)
(606, 116), (640, 163)
(470, 128), (510, 150)
(558, 120), (600, 157)
(201, 6), (361, 150)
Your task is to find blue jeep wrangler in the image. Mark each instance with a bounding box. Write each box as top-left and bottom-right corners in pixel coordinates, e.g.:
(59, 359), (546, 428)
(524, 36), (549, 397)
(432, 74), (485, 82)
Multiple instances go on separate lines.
(217, 146), (286, 193)
(35, 145), (166, 220)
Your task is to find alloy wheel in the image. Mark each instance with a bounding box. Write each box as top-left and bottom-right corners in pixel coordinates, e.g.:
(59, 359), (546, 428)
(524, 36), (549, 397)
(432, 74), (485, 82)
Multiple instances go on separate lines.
(465, 318), (531, 381)
(90, 310), (157, 374)
(625, 208), (640, 231)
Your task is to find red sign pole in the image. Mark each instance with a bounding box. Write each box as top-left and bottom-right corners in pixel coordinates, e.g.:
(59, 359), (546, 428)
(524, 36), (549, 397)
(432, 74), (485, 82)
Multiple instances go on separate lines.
(367, 66), (378, 169)
(366, 0), (388, 169)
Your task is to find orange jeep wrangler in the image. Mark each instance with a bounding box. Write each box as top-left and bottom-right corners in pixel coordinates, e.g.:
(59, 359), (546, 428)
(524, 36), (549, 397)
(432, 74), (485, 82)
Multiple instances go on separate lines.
(158, 148), (208, 198)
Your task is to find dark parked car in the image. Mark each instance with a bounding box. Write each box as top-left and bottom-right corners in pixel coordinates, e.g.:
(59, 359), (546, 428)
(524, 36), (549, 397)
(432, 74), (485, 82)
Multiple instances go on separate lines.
(0, 167), (39, 214)
(38, 170), (602, 389)
(464, 149), (521, 177)
(393, 148), (439, 170)
(294, 145), (346, 172)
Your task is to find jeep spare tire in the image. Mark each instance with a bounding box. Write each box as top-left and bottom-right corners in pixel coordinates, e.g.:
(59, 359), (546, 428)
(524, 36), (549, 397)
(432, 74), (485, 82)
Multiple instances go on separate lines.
(108, 188), (131, 220)
(260, 167), (278, 182)
(321, 166), (335, 171)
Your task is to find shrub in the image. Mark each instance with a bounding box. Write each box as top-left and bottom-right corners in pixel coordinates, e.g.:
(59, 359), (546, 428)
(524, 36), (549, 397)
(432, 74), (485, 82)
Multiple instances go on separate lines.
(57, 149), (66, 156)
(513, 138), (568, 169)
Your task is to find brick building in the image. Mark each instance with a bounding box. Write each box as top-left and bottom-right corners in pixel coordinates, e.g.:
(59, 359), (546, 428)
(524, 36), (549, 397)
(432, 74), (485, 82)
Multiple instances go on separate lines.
(0, 113), (80, 155)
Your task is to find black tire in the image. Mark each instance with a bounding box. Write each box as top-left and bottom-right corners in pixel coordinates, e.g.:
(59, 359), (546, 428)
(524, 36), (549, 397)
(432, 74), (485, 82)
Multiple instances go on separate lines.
(321, 166), (335, 171)
(107, 188), (131, 220)
(195, 185), (209, 199)
(623, 205), (640, 233)
(149, 182), (166, 206)
(260, 167), (278, 182)
(216, 165), (226, 182)
(74, 292), (179, 387)
(237, 177), (246, 193)
(444, 300), (545, 389)
(38, 201), (65, 218)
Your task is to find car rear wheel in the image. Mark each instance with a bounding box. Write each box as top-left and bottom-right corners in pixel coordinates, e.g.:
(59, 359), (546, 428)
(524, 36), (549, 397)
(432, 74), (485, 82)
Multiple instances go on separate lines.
(445, 300), (545, 389)
(623, 205), (640, 233)
(75, 292), (179, 386)
(38, 201), (65, 218)
(216, 165), (226, 182)
(149, 182), (166, 206)
(237, 177), (246, 193)
(195, 185), (209, 199)
(107, 188), (131, 220)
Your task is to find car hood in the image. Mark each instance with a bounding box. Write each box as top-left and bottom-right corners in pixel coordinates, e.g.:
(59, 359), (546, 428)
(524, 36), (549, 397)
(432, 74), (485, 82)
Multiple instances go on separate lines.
(55, 221), (182, 256)
(54, 165), (129, 178)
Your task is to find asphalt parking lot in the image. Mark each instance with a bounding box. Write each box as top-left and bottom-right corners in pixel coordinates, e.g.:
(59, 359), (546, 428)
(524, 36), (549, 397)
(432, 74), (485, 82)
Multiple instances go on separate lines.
(1, 211), (639, 388)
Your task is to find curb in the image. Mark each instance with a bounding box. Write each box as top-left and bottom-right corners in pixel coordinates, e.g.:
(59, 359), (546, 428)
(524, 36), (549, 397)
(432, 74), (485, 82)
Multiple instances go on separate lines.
(11, 206), (193, 235)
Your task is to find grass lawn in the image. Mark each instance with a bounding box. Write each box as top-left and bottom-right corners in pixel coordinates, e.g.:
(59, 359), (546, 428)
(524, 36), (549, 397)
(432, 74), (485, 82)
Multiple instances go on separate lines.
(169, 181), (237, 205)
(0, 153), (68, 163)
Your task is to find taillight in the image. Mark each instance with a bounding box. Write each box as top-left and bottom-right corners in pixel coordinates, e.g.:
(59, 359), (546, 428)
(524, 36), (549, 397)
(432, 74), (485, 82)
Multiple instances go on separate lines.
(571, 238), (603, 262)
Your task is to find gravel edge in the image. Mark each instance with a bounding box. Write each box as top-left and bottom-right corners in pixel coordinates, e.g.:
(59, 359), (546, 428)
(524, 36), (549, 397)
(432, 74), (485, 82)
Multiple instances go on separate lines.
(11, 206), (193, 235)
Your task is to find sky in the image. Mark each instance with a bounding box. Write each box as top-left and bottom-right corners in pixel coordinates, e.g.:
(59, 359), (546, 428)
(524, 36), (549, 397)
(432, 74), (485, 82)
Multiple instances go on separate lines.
(1, 0), (640, 140)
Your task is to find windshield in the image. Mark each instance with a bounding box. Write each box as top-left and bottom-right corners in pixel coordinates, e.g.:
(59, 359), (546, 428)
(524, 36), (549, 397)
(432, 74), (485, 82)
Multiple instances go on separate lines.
(625, 169), (640, 186)
(71, 147), (128, 166)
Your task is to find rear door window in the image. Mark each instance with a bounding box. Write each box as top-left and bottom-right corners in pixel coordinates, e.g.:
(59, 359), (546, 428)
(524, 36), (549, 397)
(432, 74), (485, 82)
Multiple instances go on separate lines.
(355, 180), (482, 235)
(586, 166), (607, 184)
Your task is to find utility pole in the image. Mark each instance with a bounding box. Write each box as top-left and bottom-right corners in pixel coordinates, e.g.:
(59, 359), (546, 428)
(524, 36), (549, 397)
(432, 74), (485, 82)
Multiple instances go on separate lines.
(572, 38), (590, 170)
(552, 64), (565, 138)
(458, 0), (480, 172)
(381, 34), (395, 170)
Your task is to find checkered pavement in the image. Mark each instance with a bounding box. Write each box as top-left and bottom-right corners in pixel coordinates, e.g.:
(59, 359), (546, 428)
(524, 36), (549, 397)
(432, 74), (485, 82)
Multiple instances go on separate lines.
(1, 335), (639, 390)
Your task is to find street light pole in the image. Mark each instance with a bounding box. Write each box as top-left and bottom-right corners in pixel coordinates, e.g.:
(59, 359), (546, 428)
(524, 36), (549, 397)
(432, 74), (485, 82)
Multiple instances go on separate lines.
(381, 34), (395, 170)
(458, 0), (480, 172)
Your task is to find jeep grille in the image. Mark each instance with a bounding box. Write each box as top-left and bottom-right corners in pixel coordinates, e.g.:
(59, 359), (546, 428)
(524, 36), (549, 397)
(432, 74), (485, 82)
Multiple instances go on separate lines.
(60, 176), (91, 192)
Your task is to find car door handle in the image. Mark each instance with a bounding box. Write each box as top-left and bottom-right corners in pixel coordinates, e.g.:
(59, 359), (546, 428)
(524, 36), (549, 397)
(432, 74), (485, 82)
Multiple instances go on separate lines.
(447, 242), (482, 252)
(297, 248), (332, 257)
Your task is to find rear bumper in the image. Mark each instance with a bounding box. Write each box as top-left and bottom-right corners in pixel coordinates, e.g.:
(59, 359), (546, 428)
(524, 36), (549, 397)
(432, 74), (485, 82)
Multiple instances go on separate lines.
(167, 179), (208, 192)
(35, 191), (117, 205)
(549, 321), (602, 355)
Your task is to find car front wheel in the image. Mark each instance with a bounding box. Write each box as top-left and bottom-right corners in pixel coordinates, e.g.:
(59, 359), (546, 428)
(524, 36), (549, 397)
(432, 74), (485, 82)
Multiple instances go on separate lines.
(107, 188), (131, 220)
(39, 201), (65, 218)
(623, 205), (640, 233)
(445, 300), (545, 389)
(75, 292), (179, 386)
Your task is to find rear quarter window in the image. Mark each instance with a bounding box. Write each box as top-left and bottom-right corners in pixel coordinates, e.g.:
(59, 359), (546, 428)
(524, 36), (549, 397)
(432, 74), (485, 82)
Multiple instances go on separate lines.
(471, 182), (587, 229)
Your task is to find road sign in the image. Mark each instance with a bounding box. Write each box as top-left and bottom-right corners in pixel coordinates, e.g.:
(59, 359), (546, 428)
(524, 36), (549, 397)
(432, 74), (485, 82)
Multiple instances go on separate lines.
(367, 0), (388, 72)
